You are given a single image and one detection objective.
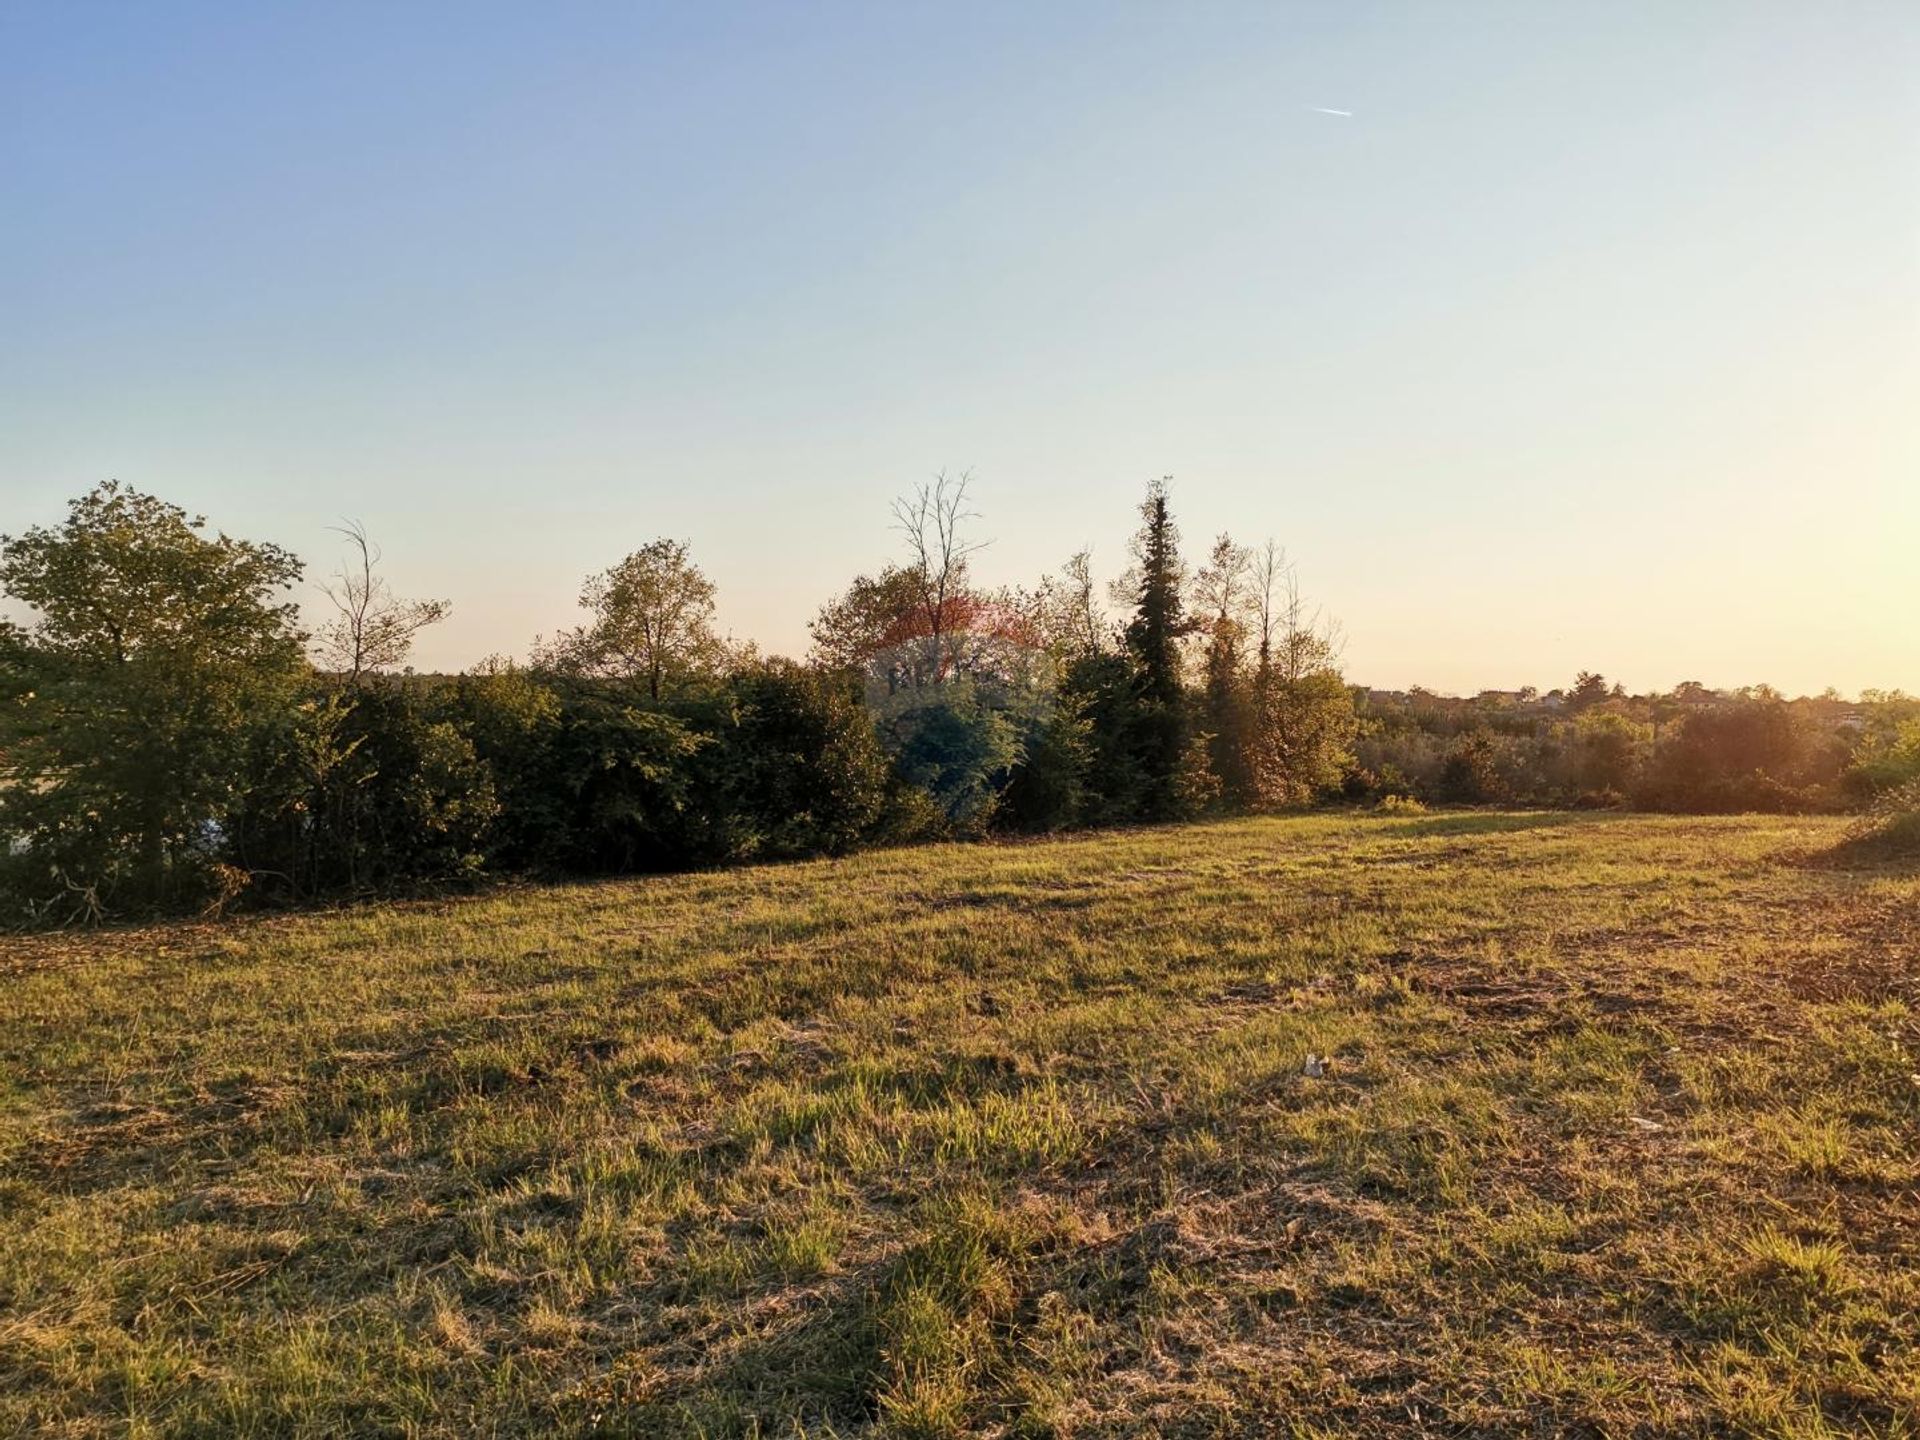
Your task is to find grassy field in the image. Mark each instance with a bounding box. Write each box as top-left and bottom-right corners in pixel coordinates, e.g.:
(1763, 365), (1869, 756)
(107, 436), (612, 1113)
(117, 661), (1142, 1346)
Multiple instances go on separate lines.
(1, 813), (1915, 1438)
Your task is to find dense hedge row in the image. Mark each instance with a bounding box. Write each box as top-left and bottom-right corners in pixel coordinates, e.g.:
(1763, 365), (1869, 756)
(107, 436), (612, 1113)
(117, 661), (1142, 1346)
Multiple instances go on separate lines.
(4, 480), (1913, 924)
(0, 480), (1339, 920)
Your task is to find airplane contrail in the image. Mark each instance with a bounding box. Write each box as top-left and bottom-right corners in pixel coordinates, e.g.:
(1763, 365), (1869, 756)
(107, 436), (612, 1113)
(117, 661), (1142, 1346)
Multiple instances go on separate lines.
(1310, 107), (1354, 117)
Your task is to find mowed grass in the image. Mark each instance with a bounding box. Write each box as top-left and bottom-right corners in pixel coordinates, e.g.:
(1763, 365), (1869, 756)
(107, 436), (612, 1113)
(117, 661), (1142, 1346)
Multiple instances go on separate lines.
(2, 813), (1916, 1438)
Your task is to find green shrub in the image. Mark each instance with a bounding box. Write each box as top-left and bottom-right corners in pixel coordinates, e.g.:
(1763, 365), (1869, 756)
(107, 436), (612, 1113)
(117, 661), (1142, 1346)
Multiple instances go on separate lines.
(1845, 719), (1920, 799)
(228, 683), (500, 899)
(712, 662), (890, 857)
(1639, 696), (1840, 813)
(1438, 731), (1507, 804)
(1854, 779), (1920, 852)
(873, 680), (1022, 834)
(996, 702), (1094, 833)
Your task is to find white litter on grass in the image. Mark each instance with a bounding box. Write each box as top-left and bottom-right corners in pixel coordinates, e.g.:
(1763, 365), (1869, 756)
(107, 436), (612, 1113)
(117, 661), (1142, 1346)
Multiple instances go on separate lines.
(1304, 1053), (1326, 1078)
(1628, 1115), (1665, 1132)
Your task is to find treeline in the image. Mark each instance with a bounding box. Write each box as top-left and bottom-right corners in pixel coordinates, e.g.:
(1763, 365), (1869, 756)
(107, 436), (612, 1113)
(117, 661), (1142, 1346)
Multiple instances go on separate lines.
(2, 479), (1913, 923)
(1350, 678), (1919, 816)
(0, 477), (1355, 921)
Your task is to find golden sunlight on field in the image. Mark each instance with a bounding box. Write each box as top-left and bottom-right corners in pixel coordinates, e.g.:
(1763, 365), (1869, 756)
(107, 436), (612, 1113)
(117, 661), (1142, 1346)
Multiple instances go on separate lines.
(3, 812), (1914, 1436)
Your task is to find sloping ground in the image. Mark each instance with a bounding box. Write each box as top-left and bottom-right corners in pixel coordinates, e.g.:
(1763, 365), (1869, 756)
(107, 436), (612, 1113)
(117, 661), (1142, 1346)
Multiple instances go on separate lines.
(1, 813), (1914, 1438)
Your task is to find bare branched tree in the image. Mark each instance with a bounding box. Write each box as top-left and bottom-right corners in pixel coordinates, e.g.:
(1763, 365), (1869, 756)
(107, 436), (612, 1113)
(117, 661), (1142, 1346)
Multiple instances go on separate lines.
(891, 470), (988, 681)
(316, 522), (450, 684)
(1274, 563), (1344, 685)
(1060, 547), (1106, 655)
(1251, 541), (1345, 680)
(1253, 539), (1286, 678)
(1193, 534), (1256, 657)
(1023, 547), (1108, 659)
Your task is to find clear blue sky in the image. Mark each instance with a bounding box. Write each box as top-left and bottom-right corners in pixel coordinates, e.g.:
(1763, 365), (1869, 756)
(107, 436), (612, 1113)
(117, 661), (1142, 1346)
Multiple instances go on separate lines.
(4, 2), (1915, 694)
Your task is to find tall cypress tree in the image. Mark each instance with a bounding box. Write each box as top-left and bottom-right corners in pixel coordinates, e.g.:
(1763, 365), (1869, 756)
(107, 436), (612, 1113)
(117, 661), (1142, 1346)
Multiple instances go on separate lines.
(1123, 478), (1195, 819)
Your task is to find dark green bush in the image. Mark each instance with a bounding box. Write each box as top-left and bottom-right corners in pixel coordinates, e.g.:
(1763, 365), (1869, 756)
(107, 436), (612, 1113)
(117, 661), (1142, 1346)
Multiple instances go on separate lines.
(710, 662), (890, 858)
(1637, 698), (1840, 813)
(1438, 732), (1507, 805)
(996, 702), (1094, 834)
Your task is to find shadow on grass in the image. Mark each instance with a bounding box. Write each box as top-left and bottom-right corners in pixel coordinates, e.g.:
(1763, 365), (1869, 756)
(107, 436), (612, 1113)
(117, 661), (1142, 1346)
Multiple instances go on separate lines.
(1804, 828), (1920, 877)
(1378, 811), (1587, 840)
(548, 1270), (884, 1436)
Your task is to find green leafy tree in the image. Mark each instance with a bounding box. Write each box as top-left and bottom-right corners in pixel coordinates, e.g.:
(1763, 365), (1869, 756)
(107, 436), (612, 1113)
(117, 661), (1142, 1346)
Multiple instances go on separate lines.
(535, 689), (710, 870)
(808, 564), (933, 678)
(538, 539), (724, 702)
(1192, 533), (1257, 808)
(1568, 671), (1611, 713)
(1249, 542), (1355, 807)
(1028, 547), (1108, 661)
(230, 683), (500, 898)
(434, 659), (564, 868)
(0, 482), (307, 915)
